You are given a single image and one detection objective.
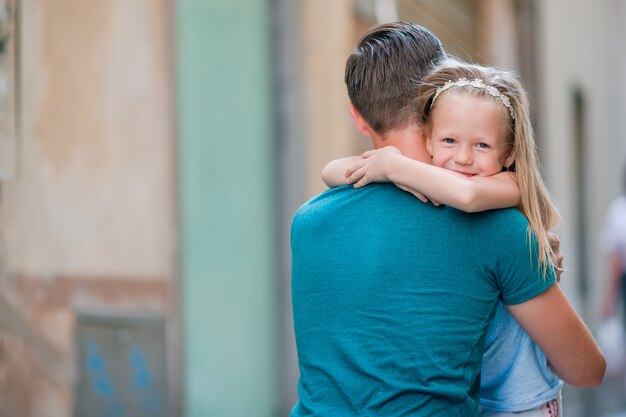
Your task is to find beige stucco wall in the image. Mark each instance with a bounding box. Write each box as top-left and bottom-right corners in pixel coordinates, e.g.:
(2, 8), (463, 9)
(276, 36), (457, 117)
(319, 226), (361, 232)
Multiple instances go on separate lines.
(302, 0), (371, 197)
(0, 0), (174, 280)
(0, 1), (175, 415)
(536, 0), (625, 318)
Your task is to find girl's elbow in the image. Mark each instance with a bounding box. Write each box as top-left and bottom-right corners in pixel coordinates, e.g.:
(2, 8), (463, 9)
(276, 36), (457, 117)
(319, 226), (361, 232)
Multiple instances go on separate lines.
(456, 189), (483, 212)
(320, 165), (332, 183)
(321, 165), (342, 187)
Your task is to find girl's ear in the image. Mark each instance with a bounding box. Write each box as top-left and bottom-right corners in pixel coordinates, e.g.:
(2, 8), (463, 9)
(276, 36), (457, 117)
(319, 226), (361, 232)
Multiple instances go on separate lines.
(425, 136), (434, 157)
(348, 104), (373, 137)
(504, 151), (515, 169)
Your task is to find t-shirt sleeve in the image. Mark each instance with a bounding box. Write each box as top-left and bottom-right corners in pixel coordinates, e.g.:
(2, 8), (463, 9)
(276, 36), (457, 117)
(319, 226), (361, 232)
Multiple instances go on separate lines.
(488, 211), (557, 306)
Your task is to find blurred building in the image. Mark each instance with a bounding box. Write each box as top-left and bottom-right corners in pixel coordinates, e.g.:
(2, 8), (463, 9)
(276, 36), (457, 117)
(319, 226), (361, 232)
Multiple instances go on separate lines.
(0, 1), (178, 416)
(0, 1), (624, 417)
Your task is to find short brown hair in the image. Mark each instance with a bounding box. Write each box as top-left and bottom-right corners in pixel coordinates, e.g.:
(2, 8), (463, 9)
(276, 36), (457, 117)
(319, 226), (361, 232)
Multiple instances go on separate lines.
(345, 22), (445, 136)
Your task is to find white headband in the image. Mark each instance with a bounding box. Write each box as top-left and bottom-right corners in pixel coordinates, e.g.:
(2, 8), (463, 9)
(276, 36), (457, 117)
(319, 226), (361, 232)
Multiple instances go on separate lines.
(430, 78), (516, 120)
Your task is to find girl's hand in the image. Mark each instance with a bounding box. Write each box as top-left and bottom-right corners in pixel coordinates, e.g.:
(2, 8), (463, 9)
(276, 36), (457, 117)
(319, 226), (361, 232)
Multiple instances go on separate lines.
(344, 146), (438, 204)
(397, 184), (437, 205)
(548, 232), (564, 283)
(344, 146), (401, 188)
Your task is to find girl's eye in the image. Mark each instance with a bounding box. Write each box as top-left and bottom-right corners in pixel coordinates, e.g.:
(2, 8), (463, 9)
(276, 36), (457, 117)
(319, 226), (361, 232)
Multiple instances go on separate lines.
(476, 143), (490, 149)
(443, 138), (455, 144)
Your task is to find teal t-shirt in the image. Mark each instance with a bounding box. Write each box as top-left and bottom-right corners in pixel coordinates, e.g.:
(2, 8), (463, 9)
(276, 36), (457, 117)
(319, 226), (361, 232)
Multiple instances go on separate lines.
(290, 184), (554, 417)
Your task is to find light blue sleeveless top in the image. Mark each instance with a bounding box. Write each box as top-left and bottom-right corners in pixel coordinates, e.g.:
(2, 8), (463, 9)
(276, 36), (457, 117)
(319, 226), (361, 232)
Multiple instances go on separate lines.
(480, 302), (563, 411)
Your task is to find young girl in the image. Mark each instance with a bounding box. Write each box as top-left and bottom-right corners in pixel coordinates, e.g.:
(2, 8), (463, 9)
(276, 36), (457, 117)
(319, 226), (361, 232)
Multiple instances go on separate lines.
(323, 62), (565, 416)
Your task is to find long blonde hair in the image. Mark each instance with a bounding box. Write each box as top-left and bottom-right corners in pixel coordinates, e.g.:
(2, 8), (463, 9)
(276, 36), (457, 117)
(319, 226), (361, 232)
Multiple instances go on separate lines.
(416, 61), (560, 273)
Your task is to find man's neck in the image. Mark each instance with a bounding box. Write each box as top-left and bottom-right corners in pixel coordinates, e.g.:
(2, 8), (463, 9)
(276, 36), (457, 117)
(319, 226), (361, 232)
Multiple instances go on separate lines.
(371, 125), (430, 163)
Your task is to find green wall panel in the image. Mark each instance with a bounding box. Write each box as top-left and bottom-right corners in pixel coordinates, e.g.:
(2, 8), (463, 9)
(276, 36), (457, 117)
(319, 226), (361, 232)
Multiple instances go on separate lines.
(175, 1), (276, 416)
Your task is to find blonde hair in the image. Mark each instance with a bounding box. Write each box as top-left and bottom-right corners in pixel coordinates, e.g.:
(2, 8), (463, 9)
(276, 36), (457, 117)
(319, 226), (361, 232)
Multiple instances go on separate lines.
(416, 61), (561, 274)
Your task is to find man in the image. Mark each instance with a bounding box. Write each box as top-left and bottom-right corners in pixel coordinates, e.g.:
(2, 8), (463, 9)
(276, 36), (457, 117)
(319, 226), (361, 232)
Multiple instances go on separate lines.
(291, 22), (604, 416)
(601, 164), (626, 322)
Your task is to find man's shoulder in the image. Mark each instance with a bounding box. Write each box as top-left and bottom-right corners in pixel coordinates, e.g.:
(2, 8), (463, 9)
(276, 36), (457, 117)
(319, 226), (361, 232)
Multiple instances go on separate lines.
(462, 207), (531, 251)
(292, 184), (432, 237)
(293, 185), (353, 218)
(463, 206), (528, 229)
(295, 184), (407, 213)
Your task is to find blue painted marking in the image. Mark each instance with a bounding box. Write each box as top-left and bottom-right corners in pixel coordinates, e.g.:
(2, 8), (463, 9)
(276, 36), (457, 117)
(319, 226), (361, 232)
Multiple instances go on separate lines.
(85, 339), (126, 417)
(129, 345), (163, 416)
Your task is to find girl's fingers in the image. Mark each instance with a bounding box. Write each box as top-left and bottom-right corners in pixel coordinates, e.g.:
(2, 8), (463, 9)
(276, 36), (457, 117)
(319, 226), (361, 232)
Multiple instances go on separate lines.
(361, 150), (375, 159)
(397, 184), (428, 203)
(347, 167), (365, 185)
(413, 191), (428, 203)
(344, 159), (366, 178)
(354, 175), (369, 188)
(547, 232), (564, 282)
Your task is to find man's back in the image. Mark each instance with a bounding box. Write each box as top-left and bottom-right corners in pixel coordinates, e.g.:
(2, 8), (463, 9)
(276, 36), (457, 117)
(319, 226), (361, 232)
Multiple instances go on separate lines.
(291, 184), (551, 416)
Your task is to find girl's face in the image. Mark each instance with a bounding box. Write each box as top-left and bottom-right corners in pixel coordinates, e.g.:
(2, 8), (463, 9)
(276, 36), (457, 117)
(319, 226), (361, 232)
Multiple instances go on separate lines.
(426, 92), (513, 177)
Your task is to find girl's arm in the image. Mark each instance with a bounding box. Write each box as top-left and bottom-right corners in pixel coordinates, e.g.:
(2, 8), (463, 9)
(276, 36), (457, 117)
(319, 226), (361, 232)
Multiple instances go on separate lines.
(321, 156), (362, 188)
(345, 146), (520, 212)
(322, 153), (431, 202)
(508, 284), (606, 387)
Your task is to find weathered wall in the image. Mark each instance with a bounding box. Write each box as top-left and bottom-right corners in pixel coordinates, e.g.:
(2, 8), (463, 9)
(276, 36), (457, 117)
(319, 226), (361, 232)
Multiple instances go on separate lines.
(3, 0), (174, 277)
(0, 0), (175, 415)
(537, 0), (625, 318)
(301, 0), (367, 197)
